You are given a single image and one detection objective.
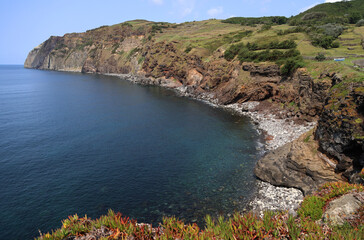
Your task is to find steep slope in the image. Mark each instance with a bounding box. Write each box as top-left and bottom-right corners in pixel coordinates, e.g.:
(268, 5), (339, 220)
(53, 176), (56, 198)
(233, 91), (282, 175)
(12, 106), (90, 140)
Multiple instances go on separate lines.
(291, 0), (364, 24)
(25, 17), (363, 190)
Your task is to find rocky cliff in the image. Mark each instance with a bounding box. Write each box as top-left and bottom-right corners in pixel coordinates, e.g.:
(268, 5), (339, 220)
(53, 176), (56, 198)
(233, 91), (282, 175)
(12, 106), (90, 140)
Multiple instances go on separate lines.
(25, 19), (363, 192)
(255, 130), (342, 195)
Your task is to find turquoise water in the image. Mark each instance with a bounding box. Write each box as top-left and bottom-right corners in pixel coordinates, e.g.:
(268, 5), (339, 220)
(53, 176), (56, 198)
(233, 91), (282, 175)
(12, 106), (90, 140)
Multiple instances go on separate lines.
(0, 65), (262, 239)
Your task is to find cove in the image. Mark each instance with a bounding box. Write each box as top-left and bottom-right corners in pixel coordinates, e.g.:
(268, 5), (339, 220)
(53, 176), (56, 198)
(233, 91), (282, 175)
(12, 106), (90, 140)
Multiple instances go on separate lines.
(0, 65), (262, 239)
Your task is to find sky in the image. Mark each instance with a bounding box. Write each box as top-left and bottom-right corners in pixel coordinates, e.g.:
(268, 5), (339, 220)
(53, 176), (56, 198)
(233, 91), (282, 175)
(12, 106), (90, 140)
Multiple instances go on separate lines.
(0, 0), (347, 64)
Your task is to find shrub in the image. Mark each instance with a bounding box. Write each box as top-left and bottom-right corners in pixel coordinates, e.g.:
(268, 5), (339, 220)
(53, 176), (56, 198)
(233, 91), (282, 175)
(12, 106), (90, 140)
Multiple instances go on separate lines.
(246, 42), (258, 51)
(284, 49), (301, 58)
(318, 23), (345, 38)
(184, 46), (192, 53)
(224, 43), (244, 61)
(280, 58), (304, 76)
(348, 12), (362, 24)
(151, 23), (169, 33)
(315, 53), (326, 61)
(121, 22), (133, 27)
(332, 41), (340, 48)
(225, 40), (301, 65)
(356, 19), (364, 27)
(302, 12), (327, 21)
(272, 16), (287, 25)
(260, 24), (272, 32)
(312, 35), (335, 49)
(246, 40), (296, 51)
(279, 39), (297, 49)
(222, 16), (287, 26)
(277, 26), (305, 36)
(229, 30), (253, 43)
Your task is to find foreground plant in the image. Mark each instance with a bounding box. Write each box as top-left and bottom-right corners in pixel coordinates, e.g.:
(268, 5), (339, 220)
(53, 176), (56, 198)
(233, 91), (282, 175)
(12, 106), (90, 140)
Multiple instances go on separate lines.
(37, 182), (363, 240)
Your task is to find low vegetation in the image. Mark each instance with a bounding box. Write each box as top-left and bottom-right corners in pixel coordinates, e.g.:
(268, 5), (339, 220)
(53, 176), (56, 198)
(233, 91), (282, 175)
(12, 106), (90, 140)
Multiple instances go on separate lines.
(224, 40), (303, 76)
(289, 0), (364, 26)
(36, 182), (363, 240)
(222, 16), (288, 26)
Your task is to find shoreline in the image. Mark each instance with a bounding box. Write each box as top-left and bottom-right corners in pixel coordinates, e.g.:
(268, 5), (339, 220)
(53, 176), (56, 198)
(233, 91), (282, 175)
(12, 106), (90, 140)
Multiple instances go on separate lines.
(105, 72), (315, 214)
(28, 68), (312, 214)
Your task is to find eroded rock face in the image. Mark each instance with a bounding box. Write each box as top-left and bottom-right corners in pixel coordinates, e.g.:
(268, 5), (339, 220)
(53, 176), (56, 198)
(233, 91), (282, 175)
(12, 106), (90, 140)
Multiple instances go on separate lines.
(254, 132), (342, 195)
(24, 22), (363, 187)
(296, 70), (332, 118)
(315, 82), (364, 182)
(322, 191), (364, 225)
(24, 36), (63, 69)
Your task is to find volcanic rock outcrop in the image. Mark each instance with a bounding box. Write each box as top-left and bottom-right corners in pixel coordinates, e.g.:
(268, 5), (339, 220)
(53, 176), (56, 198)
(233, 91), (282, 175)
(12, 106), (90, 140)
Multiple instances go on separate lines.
(25, 20), (364, 192)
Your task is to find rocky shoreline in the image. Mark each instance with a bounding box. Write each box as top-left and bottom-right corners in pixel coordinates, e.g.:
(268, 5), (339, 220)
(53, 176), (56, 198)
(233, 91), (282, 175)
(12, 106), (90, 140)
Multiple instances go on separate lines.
(106, 73), (314, 215)
(226, 102), (315, 215)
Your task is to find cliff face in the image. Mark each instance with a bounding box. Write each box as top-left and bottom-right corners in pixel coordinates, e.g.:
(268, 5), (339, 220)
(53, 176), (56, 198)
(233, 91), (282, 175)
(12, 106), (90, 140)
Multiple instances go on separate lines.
(25, 20), (363, 190)
(24, 23), (331, 118)
(316, 81), (364, 182)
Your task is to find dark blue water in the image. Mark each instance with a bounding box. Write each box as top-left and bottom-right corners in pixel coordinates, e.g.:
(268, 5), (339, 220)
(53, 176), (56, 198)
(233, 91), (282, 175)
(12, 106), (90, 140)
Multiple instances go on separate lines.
(0, 65), (262, 240)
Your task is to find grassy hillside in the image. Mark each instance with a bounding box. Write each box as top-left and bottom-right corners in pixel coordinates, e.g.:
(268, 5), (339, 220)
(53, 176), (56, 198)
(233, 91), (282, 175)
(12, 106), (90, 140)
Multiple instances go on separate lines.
(291, 0), (364, 24)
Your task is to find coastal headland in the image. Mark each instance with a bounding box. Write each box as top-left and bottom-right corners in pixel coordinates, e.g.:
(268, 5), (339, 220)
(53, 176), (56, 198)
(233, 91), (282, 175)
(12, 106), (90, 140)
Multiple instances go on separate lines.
(25, 0), (364, 238)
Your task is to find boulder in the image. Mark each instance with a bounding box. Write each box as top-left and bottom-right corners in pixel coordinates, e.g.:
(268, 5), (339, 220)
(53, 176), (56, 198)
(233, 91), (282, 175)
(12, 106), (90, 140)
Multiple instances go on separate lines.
(322, 191), (364, 225)
(254, 132), (342, 195)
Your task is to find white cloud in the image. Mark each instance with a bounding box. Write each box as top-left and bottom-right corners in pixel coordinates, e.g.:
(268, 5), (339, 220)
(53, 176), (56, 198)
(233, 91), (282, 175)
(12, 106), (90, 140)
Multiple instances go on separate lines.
(151, 0), (163, 5)
(207, 7), (223, 17)
(176, 0), (195, 17)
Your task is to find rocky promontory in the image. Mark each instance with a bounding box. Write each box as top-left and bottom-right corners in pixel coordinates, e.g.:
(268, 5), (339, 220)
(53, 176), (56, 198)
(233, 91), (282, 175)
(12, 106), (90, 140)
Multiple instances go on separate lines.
(255, 130), (342, 195)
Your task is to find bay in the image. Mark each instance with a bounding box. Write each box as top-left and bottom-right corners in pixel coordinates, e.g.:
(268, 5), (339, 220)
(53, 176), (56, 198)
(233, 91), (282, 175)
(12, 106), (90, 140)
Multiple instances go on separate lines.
(0, 65), (261, 239)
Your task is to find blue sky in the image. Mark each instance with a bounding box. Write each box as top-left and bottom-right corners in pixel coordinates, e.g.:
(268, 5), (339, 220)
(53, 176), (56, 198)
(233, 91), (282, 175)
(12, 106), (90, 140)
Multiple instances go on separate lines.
(0, 0), (343, 64)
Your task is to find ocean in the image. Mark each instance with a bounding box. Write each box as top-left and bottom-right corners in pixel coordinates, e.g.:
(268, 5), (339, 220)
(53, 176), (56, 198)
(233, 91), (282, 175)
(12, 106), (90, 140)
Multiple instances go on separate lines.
(0, 65), (262, 239)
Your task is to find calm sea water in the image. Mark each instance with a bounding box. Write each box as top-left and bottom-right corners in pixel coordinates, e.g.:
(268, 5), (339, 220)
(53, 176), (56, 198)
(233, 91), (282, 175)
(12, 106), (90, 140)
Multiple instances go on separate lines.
(0, 65), (262, 239)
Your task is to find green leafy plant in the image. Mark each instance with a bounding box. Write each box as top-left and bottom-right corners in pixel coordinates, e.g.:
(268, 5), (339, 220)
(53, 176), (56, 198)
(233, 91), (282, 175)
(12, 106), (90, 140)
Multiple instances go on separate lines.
(298, 195), (325, 220)
(315, 53), (326, 61)
(280, 58), (305, 76)
(36, 182), (363, 240)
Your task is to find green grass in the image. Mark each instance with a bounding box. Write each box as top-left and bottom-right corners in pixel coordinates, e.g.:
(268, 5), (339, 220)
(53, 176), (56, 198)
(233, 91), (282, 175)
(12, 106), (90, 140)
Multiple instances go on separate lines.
(305, 60), (364, 79)
(152, 19), (252, 55)
(297, 196), (325, 220)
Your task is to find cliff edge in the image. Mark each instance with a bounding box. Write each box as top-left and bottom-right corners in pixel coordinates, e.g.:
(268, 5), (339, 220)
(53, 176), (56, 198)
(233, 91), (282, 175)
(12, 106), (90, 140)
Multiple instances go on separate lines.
(25, 19), (364, 192)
